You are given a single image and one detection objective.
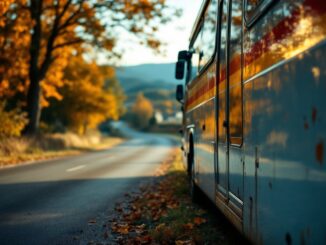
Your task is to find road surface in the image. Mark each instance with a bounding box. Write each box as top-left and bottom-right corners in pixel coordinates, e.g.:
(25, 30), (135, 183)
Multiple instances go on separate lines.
(0, 122), (176, 244)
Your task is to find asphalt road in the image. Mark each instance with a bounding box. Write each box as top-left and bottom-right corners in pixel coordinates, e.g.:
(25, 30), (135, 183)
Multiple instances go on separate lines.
(0, 122), (176, 244)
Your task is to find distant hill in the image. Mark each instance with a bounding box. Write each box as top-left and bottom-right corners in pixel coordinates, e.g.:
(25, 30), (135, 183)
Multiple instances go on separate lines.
(115, 63), (178, 92)
(114, 63), (181, 117)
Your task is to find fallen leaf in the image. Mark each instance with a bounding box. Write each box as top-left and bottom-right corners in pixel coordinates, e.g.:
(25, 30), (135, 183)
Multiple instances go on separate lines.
(111, 223), (130, 234)
(175, 239), (193, 245)
(136, 235), (152, 244)
(133, 224), (146, 234)
(193, 217), (207, 225)
(155, 223), (166, 231)
(183, 223), (194, 230)
(88, 219), (97, 224)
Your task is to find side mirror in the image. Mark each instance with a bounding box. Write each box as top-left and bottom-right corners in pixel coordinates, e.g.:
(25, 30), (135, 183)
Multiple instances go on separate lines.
(178, 50), (188, 60)
(178, 50), (192, 61)
(175, 60), (185, 80)
(176, 84), (184, 103)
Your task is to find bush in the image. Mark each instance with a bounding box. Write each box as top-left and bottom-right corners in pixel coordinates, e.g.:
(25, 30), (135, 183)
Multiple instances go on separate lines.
(127, 93), (154, 130)
(0, 102), (28, 138)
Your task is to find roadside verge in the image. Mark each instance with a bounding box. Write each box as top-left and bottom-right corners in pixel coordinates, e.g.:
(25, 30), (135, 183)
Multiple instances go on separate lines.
(82, 149), (247, 245)
(0, 133), (124, 168)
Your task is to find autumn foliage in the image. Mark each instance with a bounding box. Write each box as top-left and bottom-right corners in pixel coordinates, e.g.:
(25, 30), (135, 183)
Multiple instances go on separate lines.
(0, 0), (175, 135)
(128, 93), (154, 130)
(0, 102), (28, 138)
(43, 56), (123, 134)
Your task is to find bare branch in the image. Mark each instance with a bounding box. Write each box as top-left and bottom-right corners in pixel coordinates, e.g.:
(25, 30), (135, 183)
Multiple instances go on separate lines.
(53, 39), (83, 50)
(58, 1), (85, 31)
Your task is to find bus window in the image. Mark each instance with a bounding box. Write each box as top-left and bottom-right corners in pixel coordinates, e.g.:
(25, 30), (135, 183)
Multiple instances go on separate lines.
(218, 0), (228, 142)
(200, 0), (218, 69)
(189, 30), (202, 82)
(229, 0), (243, 145)
(245, 0), (273, 25)
(246, 0), (264, 15)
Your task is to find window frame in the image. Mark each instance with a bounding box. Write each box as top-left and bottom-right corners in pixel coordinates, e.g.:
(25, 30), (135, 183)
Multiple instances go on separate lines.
(228, 0), (243, 147)
(187, 24), (203, 84)
(244, 0), (276, 28)
(198, 0), (219, 73)
(188, 0), (219, 82)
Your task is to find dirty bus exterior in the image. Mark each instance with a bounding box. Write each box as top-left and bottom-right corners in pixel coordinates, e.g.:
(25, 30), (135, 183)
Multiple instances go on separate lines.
(175, 0), (326, 244)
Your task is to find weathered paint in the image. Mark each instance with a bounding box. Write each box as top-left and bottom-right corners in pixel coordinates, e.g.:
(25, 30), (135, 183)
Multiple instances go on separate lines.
(180, 0), (326, 244)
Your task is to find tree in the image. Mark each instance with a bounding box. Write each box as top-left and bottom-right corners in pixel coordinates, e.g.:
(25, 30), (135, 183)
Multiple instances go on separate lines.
(1, 0), (177, 134)
(43, 55), (123, 135)
(130, 93), (154, 129)
(0, 101), (28, 138)
(0, 0), (14, 16)
(103, 69), (126, 117)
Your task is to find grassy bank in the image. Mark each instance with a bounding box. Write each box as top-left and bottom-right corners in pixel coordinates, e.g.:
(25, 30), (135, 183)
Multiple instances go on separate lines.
(0, 132), (124, 167)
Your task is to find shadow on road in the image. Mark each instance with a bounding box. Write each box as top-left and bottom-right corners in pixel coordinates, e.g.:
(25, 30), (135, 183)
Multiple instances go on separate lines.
(0, 177), (155, 244)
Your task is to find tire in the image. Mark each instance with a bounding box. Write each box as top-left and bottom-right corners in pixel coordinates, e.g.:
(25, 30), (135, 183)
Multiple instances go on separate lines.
(187, 151), (192, 176)
(189, 152), (202, 204)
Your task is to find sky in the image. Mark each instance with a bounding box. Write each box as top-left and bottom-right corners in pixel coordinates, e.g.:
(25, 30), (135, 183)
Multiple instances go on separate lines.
(116, 1), (203, 66)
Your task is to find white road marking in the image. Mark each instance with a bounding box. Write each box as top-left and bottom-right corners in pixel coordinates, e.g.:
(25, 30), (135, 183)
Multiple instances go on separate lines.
(66, 165), (85, 172)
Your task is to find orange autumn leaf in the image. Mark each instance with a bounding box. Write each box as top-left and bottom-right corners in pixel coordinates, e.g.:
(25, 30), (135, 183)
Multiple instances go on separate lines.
(111, 223), (130, 235)
(175, 239), (194, 245)
(136, 235), (152, 244)
(155, 223), (166, 231)
(134, 224), (146, 234)
(193, 217), (207, 226)
(183, 223), (194, 230)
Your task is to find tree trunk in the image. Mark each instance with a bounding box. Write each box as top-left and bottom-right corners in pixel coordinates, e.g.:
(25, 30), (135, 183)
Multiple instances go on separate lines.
(25, 0), (43, 135)
(25, 67), (41, 134)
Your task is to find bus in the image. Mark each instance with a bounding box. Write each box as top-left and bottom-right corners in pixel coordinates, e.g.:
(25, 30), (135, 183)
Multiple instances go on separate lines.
(175, 0), (326, 244)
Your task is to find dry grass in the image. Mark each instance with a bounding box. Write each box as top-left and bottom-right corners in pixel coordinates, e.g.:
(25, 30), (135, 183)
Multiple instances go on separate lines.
(0, 132), (124, 167)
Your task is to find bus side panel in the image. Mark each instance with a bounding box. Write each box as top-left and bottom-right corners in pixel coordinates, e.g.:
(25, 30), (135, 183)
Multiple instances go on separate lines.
(242, 0), (326, 243)
(186, 65), (217, 202)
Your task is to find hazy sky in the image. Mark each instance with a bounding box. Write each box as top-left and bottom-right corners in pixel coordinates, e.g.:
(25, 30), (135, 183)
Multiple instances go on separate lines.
(117, 1), (203, 66)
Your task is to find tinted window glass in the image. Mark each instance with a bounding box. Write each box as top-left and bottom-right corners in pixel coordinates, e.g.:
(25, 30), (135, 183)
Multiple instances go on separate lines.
(229, 0), (243, 144)
(200, 0), (218, 68)
(246, 0), (264, 18)
(218, 0), (228, 142)
(189, 30), (201, 81)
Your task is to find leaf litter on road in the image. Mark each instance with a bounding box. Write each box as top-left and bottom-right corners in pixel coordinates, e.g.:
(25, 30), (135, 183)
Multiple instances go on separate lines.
(82, 149), (247, 245)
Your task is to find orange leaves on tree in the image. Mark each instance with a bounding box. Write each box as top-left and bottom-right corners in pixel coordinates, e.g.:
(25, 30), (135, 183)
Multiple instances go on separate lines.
(1, 0), (177, 133)
(0, 101), (28, 138)
(129, 93), (154, 129)
(0, 0), (14, 16)
(47, 55), (124, 135)
(0, 2), (31, 100)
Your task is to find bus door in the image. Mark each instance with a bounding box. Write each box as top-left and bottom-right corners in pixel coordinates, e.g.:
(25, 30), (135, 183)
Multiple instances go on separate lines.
(217, 0), (244, 218)
(216, 0), (229, 202)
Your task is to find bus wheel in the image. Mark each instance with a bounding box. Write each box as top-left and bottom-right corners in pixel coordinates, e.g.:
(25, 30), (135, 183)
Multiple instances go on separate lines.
(190, 157), (202, 204)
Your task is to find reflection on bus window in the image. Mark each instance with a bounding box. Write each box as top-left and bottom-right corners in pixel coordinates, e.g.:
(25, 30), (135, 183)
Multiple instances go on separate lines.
(201, 0), (218, 68)
(189, 31), (201, 81)
(246, 0), (264, 19)
(218, 0), (228, 142)
(229, 0), (243, 144)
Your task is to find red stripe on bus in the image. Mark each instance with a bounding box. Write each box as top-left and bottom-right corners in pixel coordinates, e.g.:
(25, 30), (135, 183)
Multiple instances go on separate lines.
(186, 0), (325, 109)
